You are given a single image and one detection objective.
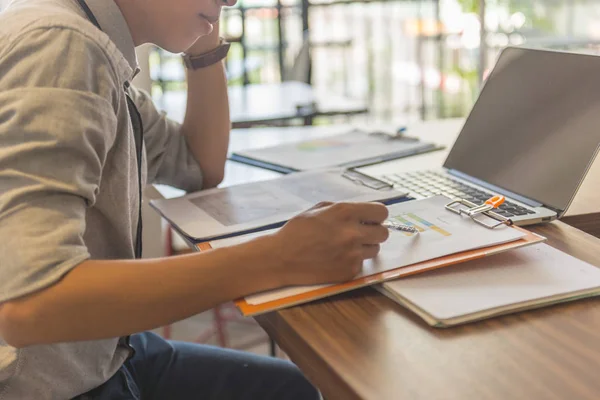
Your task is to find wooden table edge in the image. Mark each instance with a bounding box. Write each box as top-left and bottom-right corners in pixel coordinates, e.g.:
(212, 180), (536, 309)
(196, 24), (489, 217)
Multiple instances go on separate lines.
(255, 312), (362, 400)
(254, 219), (600, 399)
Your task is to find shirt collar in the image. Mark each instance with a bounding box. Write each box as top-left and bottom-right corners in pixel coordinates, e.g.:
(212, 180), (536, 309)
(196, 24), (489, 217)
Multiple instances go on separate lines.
(82, 0), (139, 79)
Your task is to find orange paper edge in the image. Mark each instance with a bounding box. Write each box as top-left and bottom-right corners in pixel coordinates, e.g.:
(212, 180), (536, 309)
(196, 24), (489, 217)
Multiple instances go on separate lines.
(198, 226), (545, 316)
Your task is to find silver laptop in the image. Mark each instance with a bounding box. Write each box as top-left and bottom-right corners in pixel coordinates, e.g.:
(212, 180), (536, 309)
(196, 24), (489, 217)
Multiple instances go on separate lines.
(368, 46), (600, 226)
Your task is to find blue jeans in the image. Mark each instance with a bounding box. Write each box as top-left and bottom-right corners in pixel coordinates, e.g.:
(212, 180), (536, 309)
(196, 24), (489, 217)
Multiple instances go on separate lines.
(75, 332), (319, 400)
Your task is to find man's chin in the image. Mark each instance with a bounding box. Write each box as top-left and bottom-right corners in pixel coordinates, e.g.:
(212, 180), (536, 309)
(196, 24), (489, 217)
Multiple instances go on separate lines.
(170, 44), (193, 54)
(153, 36), (205, 55)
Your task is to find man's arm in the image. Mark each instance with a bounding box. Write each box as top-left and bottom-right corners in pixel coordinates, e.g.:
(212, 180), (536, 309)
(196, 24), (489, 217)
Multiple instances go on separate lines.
(0, 26), (390, 350)
(0, 202), (389, 349)
(0, 235), (277, 348)
(180, 24), (230, 189)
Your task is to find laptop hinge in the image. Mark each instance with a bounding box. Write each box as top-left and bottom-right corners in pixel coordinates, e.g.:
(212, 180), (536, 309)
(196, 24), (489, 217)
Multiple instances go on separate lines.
(553, 206), (567, 218)
(447, 169), (545, 208)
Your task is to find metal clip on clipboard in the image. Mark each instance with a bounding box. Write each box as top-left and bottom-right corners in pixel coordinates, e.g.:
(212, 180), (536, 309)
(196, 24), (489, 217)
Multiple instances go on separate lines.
(445, 195), (513, 229)
(341, 169), (393, 190)
(367, 126), (419, 142)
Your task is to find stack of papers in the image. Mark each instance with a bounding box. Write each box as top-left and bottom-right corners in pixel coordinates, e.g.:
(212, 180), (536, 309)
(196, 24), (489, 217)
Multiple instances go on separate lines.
(205, 195), (545, 316)
(376, 244), (600, 327)
(230, 129), (443, 173)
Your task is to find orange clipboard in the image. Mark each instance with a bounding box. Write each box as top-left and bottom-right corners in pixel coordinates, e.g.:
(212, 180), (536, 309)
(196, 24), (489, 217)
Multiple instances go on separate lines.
(197, 225), (545, 317)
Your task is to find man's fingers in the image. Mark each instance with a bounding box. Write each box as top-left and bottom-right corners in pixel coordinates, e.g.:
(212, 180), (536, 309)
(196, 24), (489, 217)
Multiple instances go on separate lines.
(358, 224), (390, 244)
(361, 244), (381, 260)
(328, 202), (389, 223)
(308, 201), (334, 211)
(352, 202), (389, 223)
(299, 201), (334, 216)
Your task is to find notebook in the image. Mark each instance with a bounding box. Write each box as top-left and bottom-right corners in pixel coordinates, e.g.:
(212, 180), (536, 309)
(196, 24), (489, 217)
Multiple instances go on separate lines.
(229, 128), (443, 174)
(150, 168), (407, 243)
(201, 195), (546, 316)
(376, 243), (600, 327)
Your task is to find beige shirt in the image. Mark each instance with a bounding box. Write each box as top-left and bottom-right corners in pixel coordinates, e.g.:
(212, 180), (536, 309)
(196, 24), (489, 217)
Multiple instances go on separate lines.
(0, 0), (204, 398)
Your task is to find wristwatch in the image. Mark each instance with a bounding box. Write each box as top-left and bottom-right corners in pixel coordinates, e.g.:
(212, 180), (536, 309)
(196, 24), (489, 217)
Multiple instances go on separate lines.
(182, 38), (231, 70)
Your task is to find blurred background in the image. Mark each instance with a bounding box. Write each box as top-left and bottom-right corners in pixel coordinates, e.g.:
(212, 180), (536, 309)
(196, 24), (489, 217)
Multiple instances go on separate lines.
(146, 0), (600, 124)
(4, 0), (600, 124)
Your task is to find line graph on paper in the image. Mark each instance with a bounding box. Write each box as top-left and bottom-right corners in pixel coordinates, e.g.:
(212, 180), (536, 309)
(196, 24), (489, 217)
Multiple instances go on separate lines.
(392, 213), (452, 237)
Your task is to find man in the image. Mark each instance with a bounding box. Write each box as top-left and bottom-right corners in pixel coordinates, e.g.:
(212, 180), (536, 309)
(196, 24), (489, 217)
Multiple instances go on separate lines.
(0, 0), (389, 399)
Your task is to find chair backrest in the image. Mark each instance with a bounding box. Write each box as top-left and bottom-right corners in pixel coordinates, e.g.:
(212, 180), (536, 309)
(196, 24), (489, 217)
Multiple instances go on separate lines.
(283, 31), (311, 83)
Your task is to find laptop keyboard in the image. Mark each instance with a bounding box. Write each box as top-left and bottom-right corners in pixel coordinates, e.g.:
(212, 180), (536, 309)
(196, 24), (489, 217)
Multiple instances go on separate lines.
(380, 171), (536, 218)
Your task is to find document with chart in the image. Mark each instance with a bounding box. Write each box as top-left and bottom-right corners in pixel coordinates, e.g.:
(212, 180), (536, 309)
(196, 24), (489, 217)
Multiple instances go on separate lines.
(204, 195), (546, 316)
(150, 169), (407, 242)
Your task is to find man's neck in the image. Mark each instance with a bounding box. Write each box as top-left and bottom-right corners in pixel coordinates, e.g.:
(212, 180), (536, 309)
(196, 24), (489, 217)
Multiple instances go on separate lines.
(78, 0), (139, 76)
(112, 0), (147, 46)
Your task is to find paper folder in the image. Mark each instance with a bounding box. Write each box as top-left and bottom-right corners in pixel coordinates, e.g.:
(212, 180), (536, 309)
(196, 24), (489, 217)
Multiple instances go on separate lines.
(229, 128), (444, 174)
(197, 196), (546, 317)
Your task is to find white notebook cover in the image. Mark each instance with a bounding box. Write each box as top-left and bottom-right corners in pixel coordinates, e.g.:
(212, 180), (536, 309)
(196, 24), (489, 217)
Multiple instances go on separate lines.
(378, 244), (600, 327)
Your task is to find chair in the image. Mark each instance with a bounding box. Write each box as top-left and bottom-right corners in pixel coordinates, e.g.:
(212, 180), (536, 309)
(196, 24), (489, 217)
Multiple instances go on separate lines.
(283, 31), (312, 84)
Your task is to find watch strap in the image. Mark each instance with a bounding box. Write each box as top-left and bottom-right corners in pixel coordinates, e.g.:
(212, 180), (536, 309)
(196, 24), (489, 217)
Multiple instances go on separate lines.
(182, 39), (230, 70)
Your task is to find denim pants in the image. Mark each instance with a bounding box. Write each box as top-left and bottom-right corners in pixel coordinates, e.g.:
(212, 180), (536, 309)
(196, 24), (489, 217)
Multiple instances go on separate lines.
(74, 332), (319, 400)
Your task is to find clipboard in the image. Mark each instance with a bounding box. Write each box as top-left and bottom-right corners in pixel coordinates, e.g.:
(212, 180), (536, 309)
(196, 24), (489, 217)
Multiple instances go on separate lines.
(229, 128), (445, 174)
(150, 168), (407, 244)
(196, 195), (546, 317)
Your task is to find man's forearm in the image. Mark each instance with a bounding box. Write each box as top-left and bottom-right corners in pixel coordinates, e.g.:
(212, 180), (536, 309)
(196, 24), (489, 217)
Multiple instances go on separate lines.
(181, 39), (230, 189)
(0, 235), (279, 348)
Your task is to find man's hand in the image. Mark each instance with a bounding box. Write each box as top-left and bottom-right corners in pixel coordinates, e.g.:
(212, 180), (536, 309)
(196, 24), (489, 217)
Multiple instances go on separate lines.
(0, 201), (388, 348)
(269, 202), (390, 286)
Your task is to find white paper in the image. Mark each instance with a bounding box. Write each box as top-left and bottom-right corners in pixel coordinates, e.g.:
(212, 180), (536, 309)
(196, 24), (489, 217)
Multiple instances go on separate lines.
(150, 169), (406, 241)
(236, 195), (527, 305)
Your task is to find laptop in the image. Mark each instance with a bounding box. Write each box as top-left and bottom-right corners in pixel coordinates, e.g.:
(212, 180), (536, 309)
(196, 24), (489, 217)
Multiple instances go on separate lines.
(364, 46), (600, 226)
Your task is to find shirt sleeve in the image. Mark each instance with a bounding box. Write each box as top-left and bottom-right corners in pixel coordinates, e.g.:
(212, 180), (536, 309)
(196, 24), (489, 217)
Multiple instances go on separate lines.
(127, 85), (204, 192)
(0, 27), (119, 303)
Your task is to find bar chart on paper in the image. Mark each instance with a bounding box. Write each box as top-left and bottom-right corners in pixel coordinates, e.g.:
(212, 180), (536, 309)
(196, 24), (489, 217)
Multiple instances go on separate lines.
(296, 138), (349, 152)
(231, 130), (440, 172)
(393, 213), (453, 237)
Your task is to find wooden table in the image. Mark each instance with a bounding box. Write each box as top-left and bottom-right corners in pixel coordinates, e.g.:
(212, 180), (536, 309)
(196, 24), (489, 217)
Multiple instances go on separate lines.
(218, 120), (600, 399)
(155, 120), (600, 399)
(154, 81), (368, 129)
(228, 82), (368, 128)
(256, 221), (600, 400)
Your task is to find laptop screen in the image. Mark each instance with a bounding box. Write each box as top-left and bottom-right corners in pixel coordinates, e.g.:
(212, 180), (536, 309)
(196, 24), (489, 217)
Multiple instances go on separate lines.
(444, 47), (600, 212)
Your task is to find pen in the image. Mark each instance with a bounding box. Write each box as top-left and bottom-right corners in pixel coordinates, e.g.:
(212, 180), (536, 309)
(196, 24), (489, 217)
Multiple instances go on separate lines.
(383, 220), (419, 234)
